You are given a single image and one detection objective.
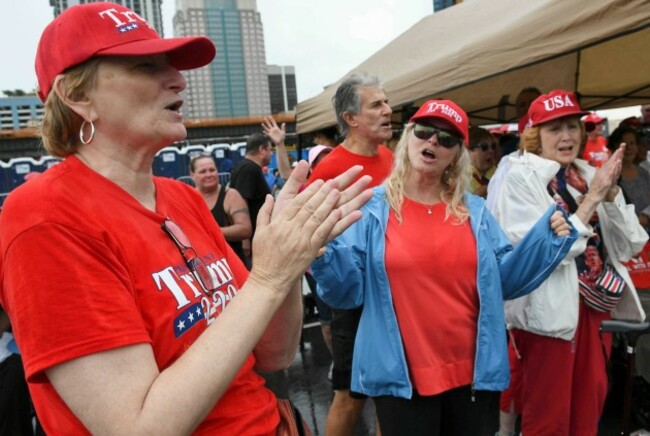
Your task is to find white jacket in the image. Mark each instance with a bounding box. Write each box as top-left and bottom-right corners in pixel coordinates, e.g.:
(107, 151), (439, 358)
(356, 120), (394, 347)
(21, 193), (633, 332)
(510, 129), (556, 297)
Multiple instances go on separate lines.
(491, 152), (648, 340)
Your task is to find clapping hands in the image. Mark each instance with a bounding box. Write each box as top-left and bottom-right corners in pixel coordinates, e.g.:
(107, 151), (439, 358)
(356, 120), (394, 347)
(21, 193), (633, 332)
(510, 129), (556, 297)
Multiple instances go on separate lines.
(250, 162), (373, 292)
(588, 143), (624, 203)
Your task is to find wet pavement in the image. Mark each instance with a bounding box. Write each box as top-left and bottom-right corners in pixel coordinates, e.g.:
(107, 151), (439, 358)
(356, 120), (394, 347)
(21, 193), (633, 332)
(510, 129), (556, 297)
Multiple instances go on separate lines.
(262, 321), (378, 436)
(266, 288), (639, 435)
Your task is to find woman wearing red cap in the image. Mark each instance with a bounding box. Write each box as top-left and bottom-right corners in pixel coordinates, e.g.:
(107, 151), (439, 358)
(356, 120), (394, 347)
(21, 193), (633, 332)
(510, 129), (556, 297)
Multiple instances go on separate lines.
(582, 112), (610, 167)
(0, 3), (373, 434)
(311, 99), (577, 435)
(492, 89), (648, 434)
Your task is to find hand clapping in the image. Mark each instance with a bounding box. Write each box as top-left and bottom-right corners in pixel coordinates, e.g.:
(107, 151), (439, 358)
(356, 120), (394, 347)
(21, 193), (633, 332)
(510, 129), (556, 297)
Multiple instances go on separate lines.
(588, 143), (624, 203)
(250, 161), (373, 292)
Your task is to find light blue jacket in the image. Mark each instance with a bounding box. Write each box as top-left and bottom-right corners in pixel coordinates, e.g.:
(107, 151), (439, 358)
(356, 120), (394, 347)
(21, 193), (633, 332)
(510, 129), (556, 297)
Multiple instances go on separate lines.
(311, 186), (577, 399)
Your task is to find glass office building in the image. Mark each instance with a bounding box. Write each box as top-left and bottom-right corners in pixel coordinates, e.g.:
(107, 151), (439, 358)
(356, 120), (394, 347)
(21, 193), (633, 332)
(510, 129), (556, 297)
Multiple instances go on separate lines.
(175, 0), (271, 119)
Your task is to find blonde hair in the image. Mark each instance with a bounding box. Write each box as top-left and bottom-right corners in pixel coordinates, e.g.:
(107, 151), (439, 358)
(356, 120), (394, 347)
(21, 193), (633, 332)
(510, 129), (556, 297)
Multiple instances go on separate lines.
(519, 125), (542, 154)
(40, 58), (101, 158)
(385, 123), (470, 223)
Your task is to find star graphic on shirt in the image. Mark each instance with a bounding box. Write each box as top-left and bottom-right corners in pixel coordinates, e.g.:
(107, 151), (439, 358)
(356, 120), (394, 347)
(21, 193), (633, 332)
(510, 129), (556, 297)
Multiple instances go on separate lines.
(177, 320), (186, 331)
(188, 312), (195, 323)
(196, 307), (202, 318)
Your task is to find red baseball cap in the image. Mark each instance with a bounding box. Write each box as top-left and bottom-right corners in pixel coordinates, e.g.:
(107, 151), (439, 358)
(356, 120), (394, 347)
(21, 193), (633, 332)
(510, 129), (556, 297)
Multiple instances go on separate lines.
(527, 90), (589, 127)
(517, 115), (529, 135)
(583, 112), (606, 124)
(35, 2), (216, 101)
(410, 99), (469, 144)
(489, 124), (510, 136)
(620, 116), (642, 128)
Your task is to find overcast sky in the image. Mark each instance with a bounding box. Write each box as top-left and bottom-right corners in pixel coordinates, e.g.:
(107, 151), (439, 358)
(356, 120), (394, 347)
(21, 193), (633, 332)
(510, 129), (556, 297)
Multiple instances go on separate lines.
(0, 0), (432, 101)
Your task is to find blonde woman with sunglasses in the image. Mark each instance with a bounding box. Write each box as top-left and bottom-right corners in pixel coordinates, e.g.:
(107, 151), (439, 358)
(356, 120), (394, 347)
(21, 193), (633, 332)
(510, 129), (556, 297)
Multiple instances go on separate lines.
(311, 99), (577, 435)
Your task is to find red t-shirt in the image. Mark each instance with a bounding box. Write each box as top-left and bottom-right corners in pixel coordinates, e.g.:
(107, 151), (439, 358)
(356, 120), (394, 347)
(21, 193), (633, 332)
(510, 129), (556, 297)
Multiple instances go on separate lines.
(582, 136), (610, 167)
(307, 144), (393, 186)
(385, 199), (479, 396)
(0, 156), (277, 435)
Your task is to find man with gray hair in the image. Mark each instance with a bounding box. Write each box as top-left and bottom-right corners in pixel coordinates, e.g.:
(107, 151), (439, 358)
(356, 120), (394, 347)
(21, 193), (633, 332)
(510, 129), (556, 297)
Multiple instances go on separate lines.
(308, 72), (393, 435)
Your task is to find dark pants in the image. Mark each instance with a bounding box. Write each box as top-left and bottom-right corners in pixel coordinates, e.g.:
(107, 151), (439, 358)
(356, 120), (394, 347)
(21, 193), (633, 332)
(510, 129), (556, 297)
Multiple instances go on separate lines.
(0, 354), (34, 436)
(330, 307), (363, 393)
(374, 385), (496, 436)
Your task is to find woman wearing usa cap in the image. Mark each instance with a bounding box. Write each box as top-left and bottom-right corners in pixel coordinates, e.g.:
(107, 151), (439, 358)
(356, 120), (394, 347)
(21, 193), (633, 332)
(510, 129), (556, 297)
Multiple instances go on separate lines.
(311, 99), (577, 435)
(492, 90), (648, 434)
(0, 3), (373, 434)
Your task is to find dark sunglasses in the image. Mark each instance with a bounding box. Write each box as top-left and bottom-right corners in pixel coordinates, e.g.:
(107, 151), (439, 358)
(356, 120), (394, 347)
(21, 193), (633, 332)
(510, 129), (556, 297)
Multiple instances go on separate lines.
(471, 142), (498, 152)
(162, 218), (217, 295)
(412, 123), (463, 148)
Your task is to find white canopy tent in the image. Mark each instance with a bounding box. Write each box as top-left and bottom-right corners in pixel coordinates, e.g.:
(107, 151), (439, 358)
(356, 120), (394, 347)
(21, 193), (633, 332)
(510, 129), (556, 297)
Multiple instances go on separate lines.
(296, 0), (650, 133)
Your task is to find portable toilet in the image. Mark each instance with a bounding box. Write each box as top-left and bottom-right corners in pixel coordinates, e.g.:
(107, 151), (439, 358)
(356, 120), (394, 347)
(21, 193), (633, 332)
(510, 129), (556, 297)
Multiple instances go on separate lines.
(0, 160), (10, 208)
(206, 143), (233, 173)
(153, 147), (184, 180)
(182, 144), (207, 177)
(230, 142), (247, 168)
(7, 157), (40, 191)
(31, 155), (62, 174)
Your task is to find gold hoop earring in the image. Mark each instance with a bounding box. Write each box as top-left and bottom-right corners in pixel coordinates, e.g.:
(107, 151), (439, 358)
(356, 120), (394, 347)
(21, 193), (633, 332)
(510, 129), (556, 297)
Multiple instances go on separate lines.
(79, 120), (95, 145)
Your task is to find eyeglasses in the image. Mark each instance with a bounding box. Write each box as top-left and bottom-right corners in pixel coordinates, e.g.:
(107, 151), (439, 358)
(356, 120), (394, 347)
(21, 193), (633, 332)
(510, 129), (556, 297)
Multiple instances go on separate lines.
(162, 218), (217, 295)
(470, 142), (498, 152)
(412, 123), (463, 148)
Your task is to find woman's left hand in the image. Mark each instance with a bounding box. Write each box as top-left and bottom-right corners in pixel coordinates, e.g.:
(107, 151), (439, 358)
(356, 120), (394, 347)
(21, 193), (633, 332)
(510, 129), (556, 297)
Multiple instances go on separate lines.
(273, 161), (372, 225)
(550, 210), (572, 237)
(249, 162), (372, 292)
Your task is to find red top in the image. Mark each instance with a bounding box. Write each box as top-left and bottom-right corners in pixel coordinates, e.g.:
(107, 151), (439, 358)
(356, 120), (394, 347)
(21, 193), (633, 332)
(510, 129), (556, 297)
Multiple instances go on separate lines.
(0, 156), (277, 435)
(307, 144), (393, 187)
(582, 136), (610, 167)
(385, 199), (479, 396)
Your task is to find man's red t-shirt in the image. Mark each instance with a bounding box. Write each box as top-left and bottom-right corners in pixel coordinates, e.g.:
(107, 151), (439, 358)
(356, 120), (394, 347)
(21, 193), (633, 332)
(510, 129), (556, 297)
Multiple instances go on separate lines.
(0, 156), (277, 435)
(307, 144), (393, 187)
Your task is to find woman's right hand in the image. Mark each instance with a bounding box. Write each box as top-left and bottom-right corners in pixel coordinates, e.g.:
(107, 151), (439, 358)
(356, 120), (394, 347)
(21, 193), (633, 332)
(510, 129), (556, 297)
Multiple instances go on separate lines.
(586, 144), (624, 203)
(575, 144), (624, 226)
(248, 162), (373, 294)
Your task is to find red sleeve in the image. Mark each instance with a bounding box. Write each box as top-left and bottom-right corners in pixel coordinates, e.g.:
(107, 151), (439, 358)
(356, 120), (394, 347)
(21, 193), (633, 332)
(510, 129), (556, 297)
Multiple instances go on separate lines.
(4, 223), (151, 382)
(306, 160), (340, 186)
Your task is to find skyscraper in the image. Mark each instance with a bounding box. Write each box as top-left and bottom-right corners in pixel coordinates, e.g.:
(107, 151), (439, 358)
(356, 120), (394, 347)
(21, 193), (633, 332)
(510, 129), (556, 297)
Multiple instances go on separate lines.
(268, 65), (296, 114)
(174, 0), (271, 119)
(49, 0), (165, 36)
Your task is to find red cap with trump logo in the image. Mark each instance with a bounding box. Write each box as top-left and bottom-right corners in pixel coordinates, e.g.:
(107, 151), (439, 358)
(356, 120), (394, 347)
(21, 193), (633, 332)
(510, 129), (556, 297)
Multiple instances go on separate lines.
(410, 99), (469, 144)
(35, 2), (216, 101)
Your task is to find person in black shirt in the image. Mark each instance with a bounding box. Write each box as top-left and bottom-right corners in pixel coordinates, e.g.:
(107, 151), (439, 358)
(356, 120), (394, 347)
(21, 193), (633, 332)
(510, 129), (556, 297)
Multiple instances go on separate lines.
(190, 154), (251, 265)
(230, 133), (274, 264)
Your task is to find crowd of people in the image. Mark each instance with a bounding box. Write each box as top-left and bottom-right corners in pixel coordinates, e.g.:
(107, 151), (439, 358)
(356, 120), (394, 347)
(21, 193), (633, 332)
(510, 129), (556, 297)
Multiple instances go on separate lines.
(1, 3), (650, 435)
